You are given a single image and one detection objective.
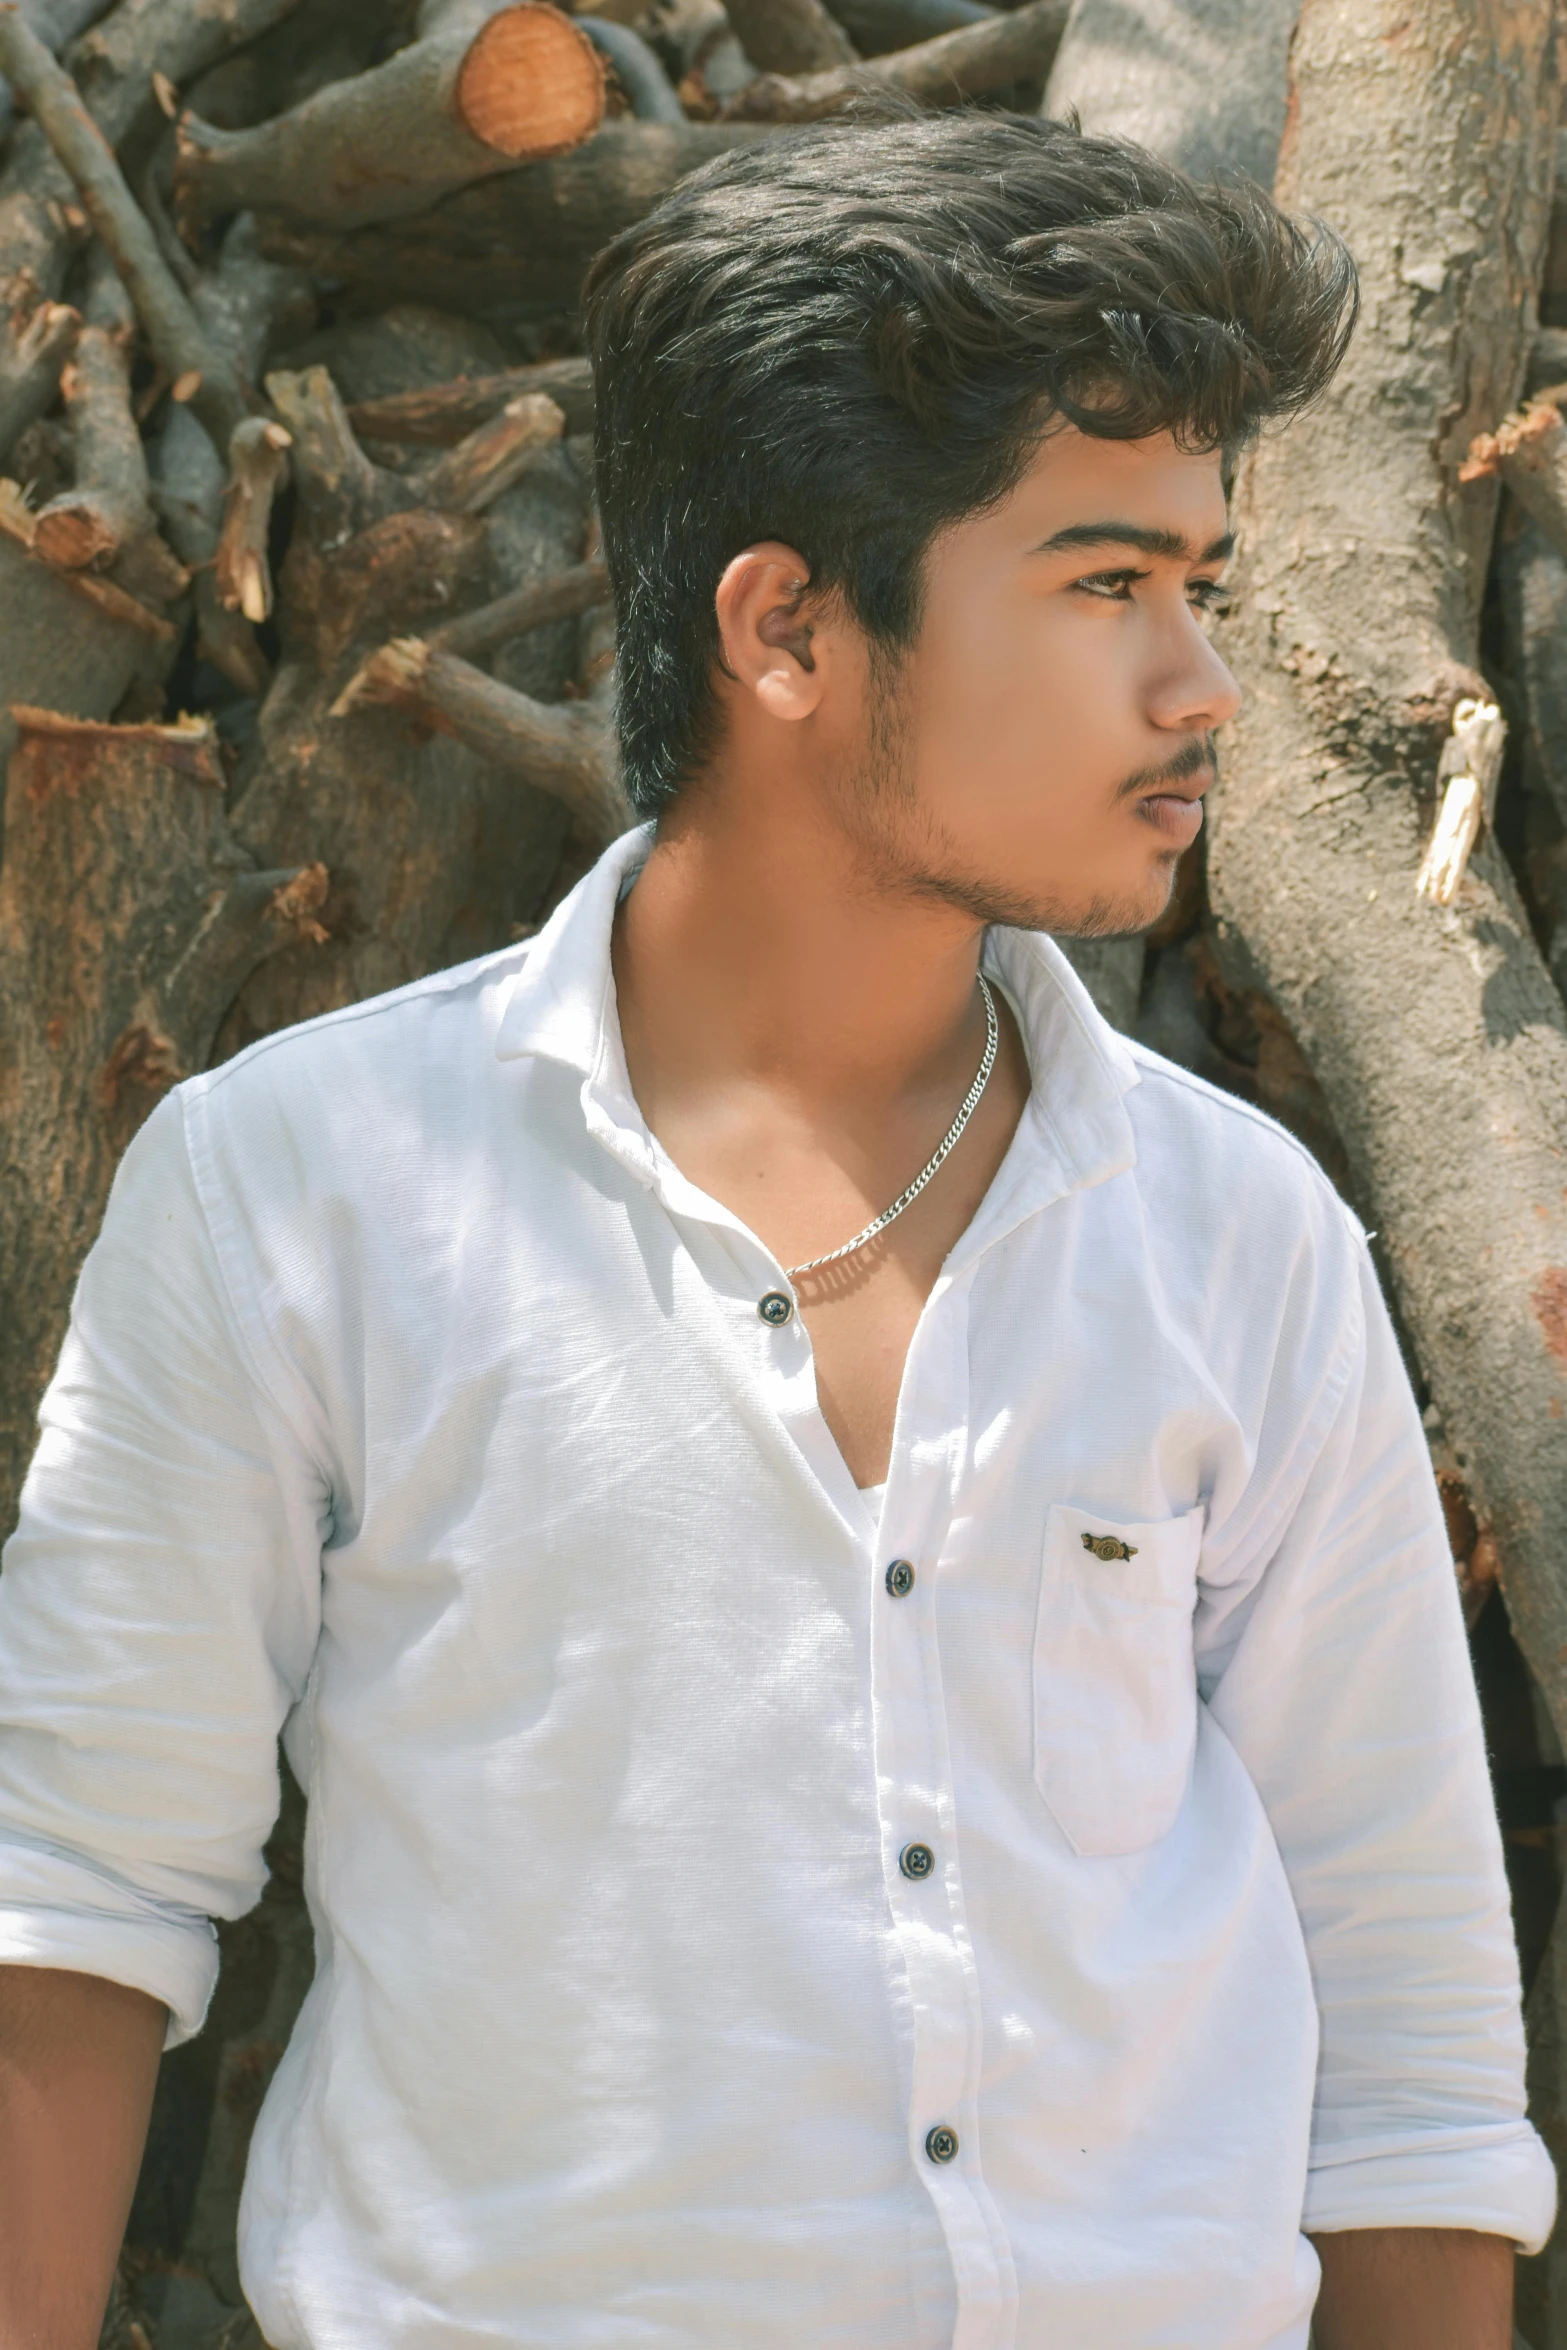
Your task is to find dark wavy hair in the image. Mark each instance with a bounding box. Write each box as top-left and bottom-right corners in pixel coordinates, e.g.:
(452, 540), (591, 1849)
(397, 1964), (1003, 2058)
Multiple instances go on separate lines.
(583, 109), (1358, 818)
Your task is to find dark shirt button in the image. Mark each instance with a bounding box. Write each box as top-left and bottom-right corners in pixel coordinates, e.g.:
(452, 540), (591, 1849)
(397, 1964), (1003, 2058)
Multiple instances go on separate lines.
(885, 1559), (916, 1598)
(899, 1842), (935, 1881)
(757, 1290), (794, 1327)
(925, 2125), (960, 2165)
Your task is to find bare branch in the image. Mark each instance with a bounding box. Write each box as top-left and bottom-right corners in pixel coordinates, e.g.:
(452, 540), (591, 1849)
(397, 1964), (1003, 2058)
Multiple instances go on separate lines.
(349, 357), (594, 448)
(332, 635), (631, 844)
(721, 0), (1065, 118)
(0, 7), (248, 448)
(416, 390), (563, 515)
(430, 558), (610, 662)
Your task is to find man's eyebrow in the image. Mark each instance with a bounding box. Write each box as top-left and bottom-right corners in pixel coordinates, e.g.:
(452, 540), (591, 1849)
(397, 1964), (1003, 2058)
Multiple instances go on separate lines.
(1031, 522), (1236, 564)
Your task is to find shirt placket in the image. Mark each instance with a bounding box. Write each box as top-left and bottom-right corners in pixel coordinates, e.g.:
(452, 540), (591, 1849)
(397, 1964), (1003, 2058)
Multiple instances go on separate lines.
(874, 1270), (1017, 2350)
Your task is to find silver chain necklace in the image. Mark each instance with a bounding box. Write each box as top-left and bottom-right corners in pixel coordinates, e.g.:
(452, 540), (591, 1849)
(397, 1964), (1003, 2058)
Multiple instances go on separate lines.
(785, 974), (1000, 1280)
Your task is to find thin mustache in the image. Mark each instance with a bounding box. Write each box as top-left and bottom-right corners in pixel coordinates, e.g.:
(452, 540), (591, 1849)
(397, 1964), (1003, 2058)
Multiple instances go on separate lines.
(1116, 735), (1216, 801)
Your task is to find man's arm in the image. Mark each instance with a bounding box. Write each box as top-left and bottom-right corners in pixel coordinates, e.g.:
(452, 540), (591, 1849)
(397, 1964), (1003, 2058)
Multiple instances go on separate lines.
(1311, 2227), (1513, 2349)
(0, 1965), (165, 2350)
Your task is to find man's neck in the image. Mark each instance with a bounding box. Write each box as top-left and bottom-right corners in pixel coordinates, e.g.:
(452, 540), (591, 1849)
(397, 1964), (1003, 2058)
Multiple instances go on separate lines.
(612, 784), (991, 1125)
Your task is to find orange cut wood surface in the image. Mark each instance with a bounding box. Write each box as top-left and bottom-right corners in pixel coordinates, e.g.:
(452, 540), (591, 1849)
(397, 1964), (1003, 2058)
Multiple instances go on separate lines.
(456, 4), (606, 160)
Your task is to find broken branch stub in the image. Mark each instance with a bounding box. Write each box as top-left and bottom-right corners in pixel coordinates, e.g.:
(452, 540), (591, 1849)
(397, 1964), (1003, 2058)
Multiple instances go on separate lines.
(1414, 697), (1507, 906)
(416, 391), (564, 516)
(175, 4), (607, 238)
(214, 415), (291, 623)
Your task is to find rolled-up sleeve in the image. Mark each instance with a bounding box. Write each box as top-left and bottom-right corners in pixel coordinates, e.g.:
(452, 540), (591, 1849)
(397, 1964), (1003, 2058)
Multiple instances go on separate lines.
(1201, 1225), (1557, 2251)
(0, 1092), (326, 2045)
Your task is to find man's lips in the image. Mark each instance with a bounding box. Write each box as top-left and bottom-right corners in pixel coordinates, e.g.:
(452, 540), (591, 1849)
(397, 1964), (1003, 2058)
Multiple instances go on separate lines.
(1134, 776), (1210, 847)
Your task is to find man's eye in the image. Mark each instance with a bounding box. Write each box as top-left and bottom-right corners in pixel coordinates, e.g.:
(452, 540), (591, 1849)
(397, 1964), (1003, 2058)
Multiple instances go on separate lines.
(1188, 579), (1233, 612)
(1076, 569), (1145, 600)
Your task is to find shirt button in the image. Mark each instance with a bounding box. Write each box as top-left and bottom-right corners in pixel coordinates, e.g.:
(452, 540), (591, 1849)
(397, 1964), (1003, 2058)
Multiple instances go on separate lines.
(757, 1290), (794, 1326)
(885, 1559), (916, 1598)
(925, 2124), (960, 2165)
(899, 1842), (935, 1881)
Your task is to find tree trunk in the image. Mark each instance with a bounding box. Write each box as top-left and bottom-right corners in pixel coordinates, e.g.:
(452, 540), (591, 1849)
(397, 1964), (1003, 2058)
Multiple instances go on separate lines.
(1209, 5), (1567, 1713)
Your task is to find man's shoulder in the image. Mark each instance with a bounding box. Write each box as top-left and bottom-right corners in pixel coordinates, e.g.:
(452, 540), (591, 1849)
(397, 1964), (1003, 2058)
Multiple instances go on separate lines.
(192, 943), (527, 1100)
(1120, 1033), (1364, 1254)
(176, 942), (532, 1174)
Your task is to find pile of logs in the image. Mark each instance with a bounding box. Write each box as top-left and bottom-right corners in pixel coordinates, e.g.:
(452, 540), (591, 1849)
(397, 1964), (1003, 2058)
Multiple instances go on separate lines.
(0, 0), (1561, 2342)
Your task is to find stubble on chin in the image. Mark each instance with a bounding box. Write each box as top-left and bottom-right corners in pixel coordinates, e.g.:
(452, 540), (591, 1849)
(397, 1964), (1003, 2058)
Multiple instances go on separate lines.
(837, 679), (1174, 940)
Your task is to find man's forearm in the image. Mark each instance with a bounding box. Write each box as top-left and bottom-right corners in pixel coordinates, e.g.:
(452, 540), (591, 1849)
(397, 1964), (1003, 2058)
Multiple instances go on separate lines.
(1311, 2227), (1514, 2349)
(0, 1964), (165, 2350)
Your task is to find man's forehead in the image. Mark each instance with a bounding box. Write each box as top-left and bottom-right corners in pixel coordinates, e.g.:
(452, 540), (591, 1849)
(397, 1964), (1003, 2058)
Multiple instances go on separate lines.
(1010, 425), (1230, 558)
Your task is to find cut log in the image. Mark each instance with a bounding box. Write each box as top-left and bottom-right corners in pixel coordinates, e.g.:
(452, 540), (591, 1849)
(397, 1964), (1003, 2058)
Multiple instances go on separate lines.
(0, 275), (75, 460)
(820, 0), (995, 55)
(415, 389), (564, 515)
(577, 17), (687, 124)
(349, 357), (594, 448)
(720, 0), (856, 74)
(1461, 399), (1567, 567)
(0, 6), (248, 449)
(1042, 0), (1302, 193)
(32, 253), (160, 573)
(0, 706), (326, 1533)
(1205, 0), (1567, 1774)
(331, 633), (631, 844)
(214, 413), (289, 622)
(174, 5), (607, 237)
(250, 120), (771, 313)
(723, 0), (1066, 118)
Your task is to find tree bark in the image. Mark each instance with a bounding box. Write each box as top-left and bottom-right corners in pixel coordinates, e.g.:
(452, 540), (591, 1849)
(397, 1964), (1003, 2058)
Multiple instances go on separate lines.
(251, 120), (770, 313)
(1042, 0), (1301, 193)
(722, 0), (1066, 120)
(721, 0), (856, 74)
(820, 0), (994, 56)
(1207, 0), (1567, 1736)
(427, 555), (609, 662)
(175, 5), (607, 236)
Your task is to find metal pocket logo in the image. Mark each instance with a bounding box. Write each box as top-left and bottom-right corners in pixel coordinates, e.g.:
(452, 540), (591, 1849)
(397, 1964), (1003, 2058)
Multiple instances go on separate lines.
(1080, 1532), (1140, 1562)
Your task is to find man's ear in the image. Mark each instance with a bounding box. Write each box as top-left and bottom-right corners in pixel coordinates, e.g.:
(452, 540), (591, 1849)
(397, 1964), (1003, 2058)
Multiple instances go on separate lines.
(714, 542), (830, 722)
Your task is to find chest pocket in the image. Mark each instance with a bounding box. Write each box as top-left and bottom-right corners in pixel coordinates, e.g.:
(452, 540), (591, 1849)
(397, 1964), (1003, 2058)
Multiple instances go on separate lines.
(1032, 1500), (1204, 1858)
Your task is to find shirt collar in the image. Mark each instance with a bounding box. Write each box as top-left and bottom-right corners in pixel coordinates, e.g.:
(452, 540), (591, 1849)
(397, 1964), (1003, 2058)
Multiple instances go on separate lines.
(495, 825), (1139, 1233)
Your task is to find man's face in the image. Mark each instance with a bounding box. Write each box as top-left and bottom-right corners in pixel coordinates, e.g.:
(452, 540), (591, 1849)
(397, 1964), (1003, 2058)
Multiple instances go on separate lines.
(838, 424), (1240, 937)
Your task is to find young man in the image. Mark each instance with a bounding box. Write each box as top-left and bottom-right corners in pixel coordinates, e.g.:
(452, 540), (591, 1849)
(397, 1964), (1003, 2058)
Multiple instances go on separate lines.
(0, 111), (1553, 2350)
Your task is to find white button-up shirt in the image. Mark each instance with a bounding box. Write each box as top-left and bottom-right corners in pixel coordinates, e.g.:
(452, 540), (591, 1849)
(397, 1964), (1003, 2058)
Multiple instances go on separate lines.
(0, 826), (1552, 2349)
